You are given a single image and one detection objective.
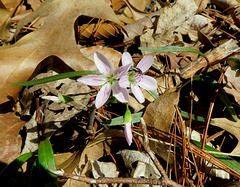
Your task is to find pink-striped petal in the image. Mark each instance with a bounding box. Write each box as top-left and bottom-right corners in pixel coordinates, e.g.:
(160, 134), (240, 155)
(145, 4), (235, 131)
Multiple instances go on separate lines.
(112, 83), (129, 103)
(114, 63), (131, 78)
(95, 83), (111, 109)
(131, 83), (145, 103)
(124, 122), (132, 146)
(138, 75), (157, 90)
(119, 75), (130, 88)
(94, 51), (112, 76)
(122, 52), (133, 66)
(136, 55), (154, 73)
(77, 75), (107, 86)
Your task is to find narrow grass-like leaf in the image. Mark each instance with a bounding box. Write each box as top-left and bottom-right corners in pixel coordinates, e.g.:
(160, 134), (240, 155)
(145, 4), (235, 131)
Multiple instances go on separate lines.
(103, 112), (143, 126)
(147, 90), (159, 100)
(12, 70), (99, 86)
(38, 139), (58, 186)
(180, 110), (215, 123)
(191, 139), (240, 174)
(0, 152), (34, 185)
(139, 46), (209, 63)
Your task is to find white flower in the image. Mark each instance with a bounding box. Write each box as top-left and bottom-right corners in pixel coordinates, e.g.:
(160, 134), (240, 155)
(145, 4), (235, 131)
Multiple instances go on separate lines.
(119, 52), (158, 103)
(77, 51), (131, 109)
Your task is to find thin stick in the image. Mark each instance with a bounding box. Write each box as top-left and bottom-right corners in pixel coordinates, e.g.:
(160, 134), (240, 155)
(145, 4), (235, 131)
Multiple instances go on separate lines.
(138, 118), (183, 187)
(49, 169), (162, 185)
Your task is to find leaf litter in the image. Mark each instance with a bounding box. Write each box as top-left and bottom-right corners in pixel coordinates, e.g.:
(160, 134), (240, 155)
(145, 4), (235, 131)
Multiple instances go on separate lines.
(0, 0), (240, 186)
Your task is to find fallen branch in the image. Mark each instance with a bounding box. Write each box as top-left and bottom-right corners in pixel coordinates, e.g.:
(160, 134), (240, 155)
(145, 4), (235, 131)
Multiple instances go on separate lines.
(48, 168), (162, 185)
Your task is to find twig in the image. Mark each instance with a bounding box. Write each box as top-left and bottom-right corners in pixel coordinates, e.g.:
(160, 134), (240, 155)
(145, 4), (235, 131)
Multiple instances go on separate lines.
(138, 118), (183, 187)
(48, 169), (162, 185)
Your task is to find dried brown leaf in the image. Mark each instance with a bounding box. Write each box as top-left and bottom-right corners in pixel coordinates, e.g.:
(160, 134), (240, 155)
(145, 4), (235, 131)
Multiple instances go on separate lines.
(0, 1), (11, 41)
(0, 0), (122, 104)
(223, 67), (240, 105)
(211, 118), (240, 154)
(143, 89), (180, 133)
(0, 112), (25, 163)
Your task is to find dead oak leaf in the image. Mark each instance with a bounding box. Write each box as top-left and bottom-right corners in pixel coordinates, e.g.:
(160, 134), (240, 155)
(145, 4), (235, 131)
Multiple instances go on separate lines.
(0, 0), (122, 103)
(0, 112), (25, 163)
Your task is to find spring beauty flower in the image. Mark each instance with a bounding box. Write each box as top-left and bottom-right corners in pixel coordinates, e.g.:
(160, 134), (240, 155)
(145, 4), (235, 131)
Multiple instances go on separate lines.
(123, 104), (133, 146)
(77, 51), (131, 109)
(119, 52), (158, 103)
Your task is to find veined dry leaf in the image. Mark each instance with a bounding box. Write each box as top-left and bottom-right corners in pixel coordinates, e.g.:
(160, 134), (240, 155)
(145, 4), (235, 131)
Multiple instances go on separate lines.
(123, 16), (152, 42)
(223, 67), (240, 105)
(211, 118), (240, 155)
(143, 89), (180, 133)
(80, 46), (122, 68)
(117, 0), (152, 23)
(0, 0), (122, 104)
(0, 112), (25, 163)
(27, 0), (42, 11)
(0, 1), (11, 41)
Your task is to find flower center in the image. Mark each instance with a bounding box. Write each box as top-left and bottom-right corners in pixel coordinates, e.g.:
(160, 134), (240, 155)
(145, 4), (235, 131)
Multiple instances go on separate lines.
(128, 72), (143, 84)
(107, 74), (118, 85)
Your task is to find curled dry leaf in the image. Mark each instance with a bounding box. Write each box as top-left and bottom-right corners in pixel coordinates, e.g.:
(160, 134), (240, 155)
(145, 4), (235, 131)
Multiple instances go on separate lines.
(0, 1), (12, 41)
(123, 16), (152, 42)
(143, 89), (180, 133)
(211, 118), (240, 155)
(223, 67), (240, 105)
(118, 149), (161, 178)
(0, 0), (122, 104)
(117, 0), (152, 23)
(0, 112), (25, 163)
(140, 0), (198, 51)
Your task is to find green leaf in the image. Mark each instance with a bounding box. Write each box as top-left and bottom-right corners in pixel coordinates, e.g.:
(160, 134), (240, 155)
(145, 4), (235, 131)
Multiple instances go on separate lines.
(191, 139), (240, 174)
(59, 94), (75, 103)
(103, 112), (143, 126)
(147, 90), (159, 100)
(0, 152), (34, 185)
(180, 110), (215, 123)
(38, 139), (58, 187)
(12, 70), (99, 86)
(139, 46), (209, 63)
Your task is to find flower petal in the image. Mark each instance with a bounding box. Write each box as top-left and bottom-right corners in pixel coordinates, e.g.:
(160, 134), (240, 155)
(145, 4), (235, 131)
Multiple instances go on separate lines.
(77, 75), (107, 86)
(119, 75), (130, 88)
(95, 83), (111, 109)
(94, 51), (112, 76)
(131, 83), (145, 103)
(124, 122), (132, 146)
(114, 63), (131, 78)
(122, 52), (133, 66)
(136, 55), (154, 73)
(112, 82), (129, 103)
(138, 75), (158, 90)
(41, 96), (61, 103)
